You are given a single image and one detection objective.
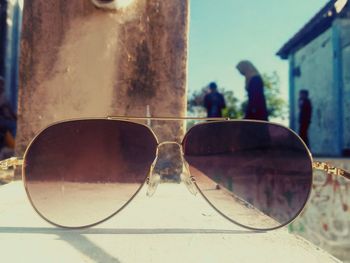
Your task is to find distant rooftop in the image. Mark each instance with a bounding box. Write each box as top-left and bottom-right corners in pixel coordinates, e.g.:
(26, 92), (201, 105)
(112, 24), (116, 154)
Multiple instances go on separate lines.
(277, 0), (349, 59)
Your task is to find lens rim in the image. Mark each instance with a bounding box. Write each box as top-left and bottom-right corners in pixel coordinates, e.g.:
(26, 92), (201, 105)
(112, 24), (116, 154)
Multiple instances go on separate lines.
(22, 118), (159, 229)
(182, 119), (314, 231)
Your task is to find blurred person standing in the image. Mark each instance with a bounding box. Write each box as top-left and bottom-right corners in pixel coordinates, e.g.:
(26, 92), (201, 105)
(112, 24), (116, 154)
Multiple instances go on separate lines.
(236, 60), (268, 121)
(298, 89), (312, 147)
(0, 77), (17, 158)
(203, 82), (226, 118)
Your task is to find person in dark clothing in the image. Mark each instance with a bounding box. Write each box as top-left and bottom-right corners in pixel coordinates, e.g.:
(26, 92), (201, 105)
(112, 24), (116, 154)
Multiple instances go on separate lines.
(203, 82), (226, 118)
(0, 77), (17, 151)
(298, 89), (312, 147)
(236, 60), (268, 121)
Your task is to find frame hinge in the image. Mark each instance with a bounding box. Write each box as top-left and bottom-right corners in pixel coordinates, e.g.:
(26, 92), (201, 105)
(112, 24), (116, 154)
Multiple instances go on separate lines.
(313, 161), (344, 176)
(0, 157), (23, 170)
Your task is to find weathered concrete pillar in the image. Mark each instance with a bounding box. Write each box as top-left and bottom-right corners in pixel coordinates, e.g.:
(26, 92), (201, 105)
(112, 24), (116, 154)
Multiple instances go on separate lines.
(17, 0), (189, 160)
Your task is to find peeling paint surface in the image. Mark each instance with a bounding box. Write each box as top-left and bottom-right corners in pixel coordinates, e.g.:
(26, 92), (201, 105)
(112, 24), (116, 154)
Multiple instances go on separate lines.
(17, 0), (189, 155)
(290, 159), (350, 263)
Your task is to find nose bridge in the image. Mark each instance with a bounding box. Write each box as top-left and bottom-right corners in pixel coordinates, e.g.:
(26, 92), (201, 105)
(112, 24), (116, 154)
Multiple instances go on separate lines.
(146, 141), (197, 196)
(158, 141), (182, 148)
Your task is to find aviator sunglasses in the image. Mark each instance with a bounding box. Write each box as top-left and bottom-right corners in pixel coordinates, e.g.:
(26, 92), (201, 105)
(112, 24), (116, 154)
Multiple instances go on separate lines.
(1, 116), (349, 231)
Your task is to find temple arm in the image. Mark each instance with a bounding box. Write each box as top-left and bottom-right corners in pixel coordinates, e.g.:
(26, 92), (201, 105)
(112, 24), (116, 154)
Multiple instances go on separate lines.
(313, 161), (350, 180)
(0, 157), (23, 170)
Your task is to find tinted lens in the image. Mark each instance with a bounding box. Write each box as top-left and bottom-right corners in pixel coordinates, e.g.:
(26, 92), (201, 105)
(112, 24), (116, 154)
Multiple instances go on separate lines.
(183, 121), (312, 230)
(24, 119), (157, 228)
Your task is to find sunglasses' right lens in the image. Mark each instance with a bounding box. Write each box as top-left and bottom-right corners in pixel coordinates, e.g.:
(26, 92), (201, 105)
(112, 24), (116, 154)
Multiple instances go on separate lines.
(24, 119), (157, 228)
(183, 121), (313, 230)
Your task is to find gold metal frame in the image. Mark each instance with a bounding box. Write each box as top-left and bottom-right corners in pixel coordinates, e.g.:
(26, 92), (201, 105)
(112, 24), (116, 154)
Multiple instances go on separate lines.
(312, 161), (350, 179)
(0, 157), (23, 170)
(1, 116), (349, 231)
(107, 116), (229, 121)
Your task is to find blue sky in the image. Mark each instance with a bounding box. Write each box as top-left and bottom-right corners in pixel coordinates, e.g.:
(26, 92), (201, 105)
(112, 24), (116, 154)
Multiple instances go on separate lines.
(188, 0), (330, 102)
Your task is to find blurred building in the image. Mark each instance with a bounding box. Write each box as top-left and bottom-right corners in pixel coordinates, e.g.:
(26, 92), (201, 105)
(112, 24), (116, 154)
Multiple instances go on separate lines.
(278, 0), (350, 157)
(0, 0), (22, 111)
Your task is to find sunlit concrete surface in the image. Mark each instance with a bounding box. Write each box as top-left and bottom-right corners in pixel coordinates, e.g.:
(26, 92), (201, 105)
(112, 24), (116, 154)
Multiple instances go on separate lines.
(0, 181), (342, 263)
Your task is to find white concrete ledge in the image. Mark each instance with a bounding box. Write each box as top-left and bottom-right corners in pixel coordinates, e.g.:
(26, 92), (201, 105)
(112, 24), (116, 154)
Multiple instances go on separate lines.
(0, 181), (342, 263)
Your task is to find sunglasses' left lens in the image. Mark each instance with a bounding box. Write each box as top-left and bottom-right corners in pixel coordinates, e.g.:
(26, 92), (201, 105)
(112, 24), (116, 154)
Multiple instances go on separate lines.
(23, 119), (157, 228)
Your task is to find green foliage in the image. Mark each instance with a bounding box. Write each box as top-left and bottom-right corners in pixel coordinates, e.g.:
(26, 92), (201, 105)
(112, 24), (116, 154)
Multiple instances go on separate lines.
(221, 90), (244, 119)
(187, 86), (208, 111)
(262, 72), (288, 120)
(187, 72), (288, 121)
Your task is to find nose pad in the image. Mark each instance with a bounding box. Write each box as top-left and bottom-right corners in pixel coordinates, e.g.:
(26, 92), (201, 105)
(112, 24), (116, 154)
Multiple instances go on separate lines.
(146, 163), (161, 197)
(146, 142), (198, 196)
(181, 159), (198, 196)
(146, 143), (182, 197)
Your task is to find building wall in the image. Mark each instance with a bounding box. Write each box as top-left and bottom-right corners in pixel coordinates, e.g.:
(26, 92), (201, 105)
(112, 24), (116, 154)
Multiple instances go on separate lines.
(292, 28), (338, 156)
(339, 19), (350, 154)
(3, 0), (22, 111)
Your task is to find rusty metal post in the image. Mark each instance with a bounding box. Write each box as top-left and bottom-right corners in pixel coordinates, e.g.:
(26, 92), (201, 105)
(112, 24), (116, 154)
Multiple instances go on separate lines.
(17, 0), (189, 166)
